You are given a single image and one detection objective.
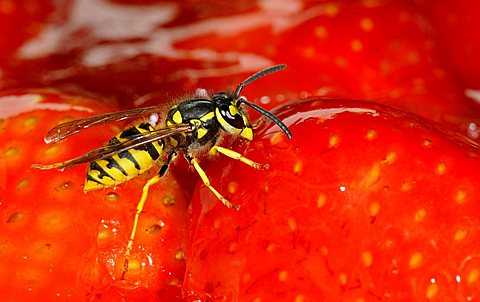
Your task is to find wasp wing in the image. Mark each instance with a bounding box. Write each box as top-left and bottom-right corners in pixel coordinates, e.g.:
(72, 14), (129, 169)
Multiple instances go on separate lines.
(33, 124), (194, 170)
(44, 105), (165, 144)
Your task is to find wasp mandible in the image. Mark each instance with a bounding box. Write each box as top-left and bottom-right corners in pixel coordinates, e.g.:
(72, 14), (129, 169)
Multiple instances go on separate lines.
(32, 64), (291, 276)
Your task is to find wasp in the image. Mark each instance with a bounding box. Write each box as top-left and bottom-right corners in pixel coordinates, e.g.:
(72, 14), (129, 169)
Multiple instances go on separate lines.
(32, 64), (291, 277)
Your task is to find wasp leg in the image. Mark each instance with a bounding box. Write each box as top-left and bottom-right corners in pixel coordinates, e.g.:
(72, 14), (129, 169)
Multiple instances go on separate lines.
(209, 146), (269, 170)
(121, 152), (176, 279)
(189, 156), (241, 211)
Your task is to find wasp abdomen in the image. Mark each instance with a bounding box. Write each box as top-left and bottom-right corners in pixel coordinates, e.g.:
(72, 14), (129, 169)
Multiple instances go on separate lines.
(84, 123), (164, 191)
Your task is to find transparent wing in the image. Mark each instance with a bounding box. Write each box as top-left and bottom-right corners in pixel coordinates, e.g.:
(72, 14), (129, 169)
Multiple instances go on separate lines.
(44, 105), (164, 144)
(33, 124), (194, 170)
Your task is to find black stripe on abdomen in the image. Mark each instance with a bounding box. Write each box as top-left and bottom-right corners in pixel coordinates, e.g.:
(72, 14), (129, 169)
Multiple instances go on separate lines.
(89, 161), (114, 180)
(118, 150), (141, 170)
(134, 141), (162, 161)
(105, 157), (128, 176)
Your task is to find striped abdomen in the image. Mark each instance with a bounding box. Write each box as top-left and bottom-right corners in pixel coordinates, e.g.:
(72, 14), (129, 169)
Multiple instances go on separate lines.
(84, 122), (164, 192)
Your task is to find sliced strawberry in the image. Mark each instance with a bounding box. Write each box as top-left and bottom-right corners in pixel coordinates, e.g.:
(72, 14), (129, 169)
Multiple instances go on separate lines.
(185, 98), (480, 301)
(0, 91), (188, 301)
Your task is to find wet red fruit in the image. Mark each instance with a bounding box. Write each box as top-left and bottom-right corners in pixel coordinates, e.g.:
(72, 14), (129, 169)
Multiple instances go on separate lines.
(0, 91), (188, 301)
(185, 99), (480, 301)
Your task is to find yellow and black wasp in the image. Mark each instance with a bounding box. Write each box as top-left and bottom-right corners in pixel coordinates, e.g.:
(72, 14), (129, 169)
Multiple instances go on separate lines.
(32, 64), (291, 276)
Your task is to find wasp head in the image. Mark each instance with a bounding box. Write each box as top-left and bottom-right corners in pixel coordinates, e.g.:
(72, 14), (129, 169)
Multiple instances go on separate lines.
(213, 92), (253, 140)
(212, 64), (292, 141)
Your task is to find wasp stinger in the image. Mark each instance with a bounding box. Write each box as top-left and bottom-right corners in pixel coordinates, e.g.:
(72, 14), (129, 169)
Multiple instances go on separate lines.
(32, 64), (291, 278)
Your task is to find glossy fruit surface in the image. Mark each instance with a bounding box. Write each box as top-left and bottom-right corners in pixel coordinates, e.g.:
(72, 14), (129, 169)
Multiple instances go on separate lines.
(0, 91), (188, 301)
(1, 0), (480, 301)
(185, 98), (480, 301)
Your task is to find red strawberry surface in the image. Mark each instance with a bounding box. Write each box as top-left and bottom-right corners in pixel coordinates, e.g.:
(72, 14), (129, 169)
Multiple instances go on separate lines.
(0, 91), (189, 301)
(1, 0), (480, 301)
(1, 1), (479, 129)
(185, 98), (480, 301)
(418, 0), (480, 90)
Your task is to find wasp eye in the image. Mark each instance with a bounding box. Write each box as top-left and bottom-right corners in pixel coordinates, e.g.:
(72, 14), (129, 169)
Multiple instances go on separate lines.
(218, 103), (245, 129)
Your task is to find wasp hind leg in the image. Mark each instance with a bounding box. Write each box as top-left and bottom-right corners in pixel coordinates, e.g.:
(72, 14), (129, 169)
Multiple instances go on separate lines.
(121, 152), (176, 280)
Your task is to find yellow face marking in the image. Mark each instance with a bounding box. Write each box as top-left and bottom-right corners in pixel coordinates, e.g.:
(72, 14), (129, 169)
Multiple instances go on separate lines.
(172, 110), (183, 124)
(240, 126), (253, 140)
(229, 105), (238, 116)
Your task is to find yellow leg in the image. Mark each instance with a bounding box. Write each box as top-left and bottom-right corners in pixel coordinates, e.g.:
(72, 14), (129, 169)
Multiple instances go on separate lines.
(190, 158), (240, 211)
(209, 146), (269, 170)
(121, 173), (162, 279)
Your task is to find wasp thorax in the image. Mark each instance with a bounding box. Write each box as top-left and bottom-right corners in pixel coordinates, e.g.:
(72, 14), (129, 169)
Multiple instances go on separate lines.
(213, 93), (253, 140)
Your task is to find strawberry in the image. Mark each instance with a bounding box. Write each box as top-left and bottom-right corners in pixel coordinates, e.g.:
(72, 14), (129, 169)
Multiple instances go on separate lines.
(418, 0), (480, 90)
(0, 1), (54, 59)
(0, 91), (189, 301)
(185, 98), (480, 301)
(272, 1), (480, 132)
(1, 1), (480, 301)
(2, 1), (479, 139)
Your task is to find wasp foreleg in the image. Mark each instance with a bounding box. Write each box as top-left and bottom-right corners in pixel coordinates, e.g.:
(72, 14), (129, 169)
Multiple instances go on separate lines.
(208, 145), (269, 170)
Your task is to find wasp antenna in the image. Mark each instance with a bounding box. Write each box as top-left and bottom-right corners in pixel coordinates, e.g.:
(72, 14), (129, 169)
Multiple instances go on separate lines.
(234, 64), (286, 98)
(240, 99), (292, 139)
